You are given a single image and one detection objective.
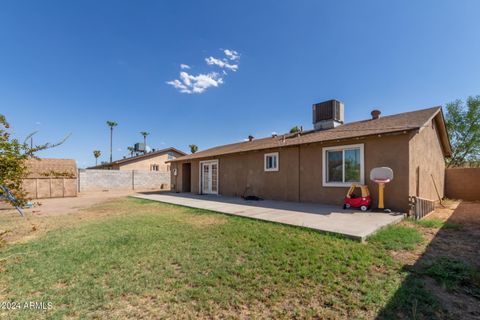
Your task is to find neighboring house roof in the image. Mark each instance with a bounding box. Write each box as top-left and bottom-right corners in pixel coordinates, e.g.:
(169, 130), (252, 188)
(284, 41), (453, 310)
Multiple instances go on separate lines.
(25, 158), (77, 178)
(89, 147), (186, 169)
(171, 107), (452, 162)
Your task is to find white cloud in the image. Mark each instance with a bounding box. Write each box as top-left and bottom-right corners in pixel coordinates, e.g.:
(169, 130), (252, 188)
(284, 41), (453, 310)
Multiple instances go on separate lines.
(167, 48), (240, 94)
(205, 56), (238, 71)
(166, 79), (190, 93)
(224, 49), (240, 61)
(167, 71), (223, 94)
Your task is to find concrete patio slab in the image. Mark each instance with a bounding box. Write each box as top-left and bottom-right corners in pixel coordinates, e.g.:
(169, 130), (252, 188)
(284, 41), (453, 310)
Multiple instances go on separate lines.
(133, 192), (404, 241)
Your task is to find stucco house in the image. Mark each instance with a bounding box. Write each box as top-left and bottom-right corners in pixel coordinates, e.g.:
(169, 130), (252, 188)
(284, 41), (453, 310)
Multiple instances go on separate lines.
(169, 100), (451, 212)
(90, 147), (185, 172)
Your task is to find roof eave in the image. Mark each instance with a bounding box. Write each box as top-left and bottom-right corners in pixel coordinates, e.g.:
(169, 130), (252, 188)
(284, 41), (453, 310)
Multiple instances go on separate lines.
(435, 108), (453, 157)
(168, 128), (417, 163)
(92, 147), (186, 167)
(419, 107), (452, 157)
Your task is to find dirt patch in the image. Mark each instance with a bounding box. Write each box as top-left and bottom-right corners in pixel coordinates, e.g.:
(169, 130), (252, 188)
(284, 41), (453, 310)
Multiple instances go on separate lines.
(421, 201), (480, 269)
(392, 201), (480, 267)
(93, 287), (376, 320)
(177, 214), (228, 228)
(423, 277), (480, 320)
(389, 200), (480, 318)
(0, 191), (139, 245)
(390, 250), (419, 267)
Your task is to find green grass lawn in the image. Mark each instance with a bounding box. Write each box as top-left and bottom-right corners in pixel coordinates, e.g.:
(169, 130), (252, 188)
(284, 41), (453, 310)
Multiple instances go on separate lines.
(369, 225), (424, 250)
(409, 217), (463, 230)
(0, 197), (435, 319)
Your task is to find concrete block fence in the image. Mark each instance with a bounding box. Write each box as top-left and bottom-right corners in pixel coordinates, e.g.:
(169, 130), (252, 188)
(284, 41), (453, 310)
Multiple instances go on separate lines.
(78, 169), (170, 192)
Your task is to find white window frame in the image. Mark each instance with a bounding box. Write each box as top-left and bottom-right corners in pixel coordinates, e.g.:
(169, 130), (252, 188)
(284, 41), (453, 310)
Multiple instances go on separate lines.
(264, 152), (279, 172)
(198, 160), (219, 195)
(322, 143), (364, 187)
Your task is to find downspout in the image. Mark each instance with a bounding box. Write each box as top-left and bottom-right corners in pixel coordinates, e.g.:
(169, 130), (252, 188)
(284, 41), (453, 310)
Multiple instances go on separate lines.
(298, 145), (301, 202)
(175, 163), (178, 192)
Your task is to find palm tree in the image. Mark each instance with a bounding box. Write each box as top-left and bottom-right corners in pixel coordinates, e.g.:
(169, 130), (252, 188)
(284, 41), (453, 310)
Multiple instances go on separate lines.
(127, 146), (135, 157)
(93, 150), (101, 165)
(189, 144), (198, 154)
(140, 132), (150, 153)
(106, 121), (118, 163)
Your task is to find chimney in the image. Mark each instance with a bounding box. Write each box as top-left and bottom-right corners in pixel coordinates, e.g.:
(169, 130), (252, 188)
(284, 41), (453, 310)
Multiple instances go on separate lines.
(312, 99), (344, 130)
(371, 109), (381, 120)
(248, 135), (254, 141)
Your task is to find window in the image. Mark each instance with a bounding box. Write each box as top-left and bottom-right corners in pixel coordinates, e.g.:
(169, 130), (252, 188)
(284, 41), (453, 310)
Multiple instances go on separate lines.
(264, 152), (279, 171)
(150, 164), (159, 171)
(322, 144), (364, 186)
(167, 152), (175, 160)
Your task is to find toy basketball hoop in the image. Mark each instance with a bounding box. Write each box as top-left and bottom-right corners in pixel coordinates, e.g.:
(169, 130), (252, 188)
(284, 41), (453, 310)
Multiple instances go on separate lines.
(370, 167), (394, 212)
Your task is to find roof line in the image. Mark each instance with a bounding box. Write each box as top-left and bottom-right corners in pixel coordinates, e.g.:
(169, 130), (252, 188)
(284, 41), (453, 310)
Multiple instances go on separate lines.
(171, 106), (444, 162)
(431, 108), (453, 157)
(169, 127), (417, 162)
(88, 147), (186, 168)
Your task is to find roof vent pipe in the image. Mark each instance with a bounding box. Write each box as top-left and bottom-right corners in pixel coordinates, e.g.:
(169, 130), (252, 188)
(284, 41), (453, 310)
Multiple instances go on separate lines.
(371, 109), (381, 120)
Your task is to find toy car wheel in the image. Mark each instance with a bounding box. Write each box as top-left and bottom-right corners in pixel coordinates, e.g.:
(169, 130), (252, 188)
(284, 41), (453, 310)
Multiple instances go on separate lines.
(360, 205), (368, 212)
(345, 204), (351, 209)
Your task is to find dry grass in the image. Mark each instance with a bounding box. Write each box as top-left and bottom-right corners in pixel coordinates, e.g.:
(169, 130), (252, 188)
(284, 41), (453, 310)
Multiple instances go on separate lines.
(0, 196), (478, 319)
(0, 197), (406, 319)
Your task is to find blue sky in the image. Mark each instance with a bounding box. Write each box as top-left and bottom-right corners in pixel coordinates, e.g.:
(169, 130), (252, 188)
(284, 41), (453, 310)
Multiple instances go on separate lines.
(1, 1), (479, 167)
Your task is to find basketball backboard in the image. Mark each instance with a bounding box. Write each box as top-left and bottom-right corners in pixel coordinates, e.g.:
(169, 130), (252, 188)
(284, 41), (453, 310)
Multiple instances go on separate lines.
(370, 167), (393, 183)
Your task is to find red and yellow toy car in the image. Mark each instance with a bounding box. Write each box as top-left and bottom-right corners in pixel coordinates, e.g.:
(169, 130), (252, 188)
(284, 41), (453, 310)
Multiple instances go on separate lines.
(343, 184), (371, 211)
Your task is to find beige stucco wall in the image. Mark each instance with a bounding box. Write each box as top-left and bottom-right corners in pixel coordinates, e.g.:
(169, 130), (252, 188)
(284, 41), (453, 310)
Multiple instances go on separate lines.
(445, 168), (480, 200)
(172, 132), (413, 212)
(22, 158), (78, 199)
(218, 147), (301, 202)
(408, 118), (446, 202)
(299, 134), (411, 211)
(115, 152), (181, 171)
(23, 178), (77, 199)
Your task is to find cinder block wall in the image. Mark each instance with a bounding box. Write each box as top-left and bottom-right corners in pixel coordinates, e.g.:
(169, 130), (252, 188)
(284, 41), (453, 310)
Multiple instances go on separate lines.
(78, 169), (170, 192)
(133, 171), (170, 190)
(445, 168), (480, 200)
